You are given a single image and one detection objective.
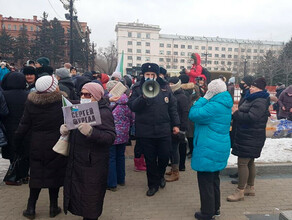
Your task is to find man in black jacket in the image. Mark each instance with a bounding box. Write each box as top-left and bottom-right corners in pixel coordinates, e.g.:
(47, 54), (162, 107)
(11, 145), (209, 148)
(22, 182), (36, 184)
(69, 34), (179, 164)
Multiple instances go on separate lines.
(128, 63), (180, 196)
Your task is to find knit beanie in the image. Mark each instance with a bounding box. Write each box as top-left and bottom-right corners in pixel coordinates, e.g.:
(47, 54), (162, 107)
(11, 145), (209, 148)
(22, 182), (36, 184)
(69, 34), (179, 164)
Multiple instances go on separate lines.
(252, 77), (266, 90)
(179, 74), (190, 84)
(208, 79), (227, 94)
(36, 57), (50, 67)
(106, 80), (119, 91)
(169, 77), (181, 92)
(111, 72), (122, 80)
(228, 77), (235, 84)
(242, 75), (254, 87)
(82, 82), (104, 101)
(55, 68), (70, 79)
(35, 75), (58, 93)
(23, 66), (36, 75)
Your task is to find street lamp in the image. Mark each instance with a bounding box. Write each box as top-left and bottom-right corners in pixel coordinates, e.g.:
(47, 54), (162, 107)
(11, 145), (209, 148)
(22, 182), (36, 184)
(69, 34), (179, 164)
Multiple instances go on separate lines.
(203, 36), (209, 67)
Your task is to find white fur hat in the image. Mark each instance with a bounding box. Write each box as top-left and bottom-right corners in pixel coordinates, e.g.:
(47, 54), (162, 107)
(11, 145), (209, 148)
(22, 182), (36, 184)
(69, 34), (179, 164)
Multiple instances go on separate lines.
(35, 75), (58, 93)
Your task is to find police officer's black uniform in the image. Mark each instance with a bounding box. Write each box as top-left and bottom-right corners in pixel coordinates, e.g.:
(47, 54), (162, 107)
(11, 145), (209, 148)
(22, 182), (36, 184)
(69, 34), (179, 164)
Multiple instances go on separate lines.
(128, 63), (180, 196)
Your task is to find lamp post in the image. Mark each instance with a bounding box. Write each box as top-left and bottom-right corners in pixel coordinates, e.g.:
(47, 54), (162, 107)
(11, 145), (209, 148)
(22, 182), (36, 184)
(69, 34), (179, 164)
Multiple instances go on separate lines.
(203, 36), (209, 67)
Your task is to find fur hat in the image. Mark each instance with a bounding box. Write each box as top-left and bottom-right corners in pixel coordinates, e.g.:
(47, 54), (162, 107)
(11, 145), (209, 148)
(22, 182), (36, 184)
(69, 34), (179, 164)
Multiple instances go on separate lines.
(141, 63), (159, 75)
(36, 57), (50, 66)
(111, 72), (122, 80)
(208, 79), (227, 94)
(252, 77), (266, 90)
(169, 77), (181, 92)
(159, 67), (167, 76)
(23, 66), (36, 75)
(179, 74), (190, 84)
(55, 68), (70, 79)
(35, 75), (58, 93)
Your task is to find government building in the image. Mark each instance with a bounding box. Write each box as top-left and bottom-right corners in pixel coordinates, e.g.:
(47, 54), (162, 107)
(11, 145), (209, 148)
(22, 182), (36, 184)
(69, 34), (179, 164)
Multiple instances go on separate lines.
(115, 22), (285, 76)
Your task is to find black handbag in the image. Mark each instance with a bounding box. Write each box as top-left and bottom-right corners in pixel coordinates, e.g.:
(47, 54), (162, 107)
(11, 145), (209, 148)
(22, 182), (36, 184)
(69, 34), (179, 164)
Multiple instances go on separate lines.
(3, 155), (29, 184)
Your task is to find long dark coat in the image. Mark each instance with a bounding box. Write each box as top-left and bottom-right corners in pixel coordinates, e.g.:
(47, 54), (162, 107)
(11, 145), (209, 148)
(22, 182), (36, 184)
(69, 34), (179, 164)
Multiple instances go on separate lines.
(231, 91), (270, 158)
(14, 91), (67, 188)
(1, 72), (29, 160)
(63, 98), (116, 219)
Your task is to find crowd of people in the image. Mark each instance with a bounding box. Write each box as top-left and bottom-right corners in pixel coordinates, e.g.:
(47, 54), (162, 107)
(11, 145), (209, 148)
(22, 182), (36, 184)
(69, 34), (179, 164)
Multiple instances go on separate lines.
(0, 52), (291, 220)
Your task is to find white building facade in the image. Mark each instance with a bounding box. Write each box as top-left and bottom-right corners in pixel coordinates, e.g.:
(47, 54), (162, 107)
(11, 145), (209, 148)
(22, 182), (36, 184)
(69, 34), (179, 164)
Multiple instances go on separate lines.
(115, 22), (285, 76)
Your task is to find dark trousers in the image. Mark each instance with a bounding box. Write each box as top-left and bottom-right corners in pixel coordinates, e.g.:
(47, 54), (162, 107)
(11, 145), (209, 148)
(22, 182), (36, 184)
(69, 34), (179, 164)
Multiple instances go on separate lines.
(29, 187), (59, 202)
(197, 171), (220, 216)
(107, 144), (126, 187)
(134, 138), (143, 158)
(179, 142), (187, 169)
(141, 136), (171, 189)
(187, 137), (194, 154)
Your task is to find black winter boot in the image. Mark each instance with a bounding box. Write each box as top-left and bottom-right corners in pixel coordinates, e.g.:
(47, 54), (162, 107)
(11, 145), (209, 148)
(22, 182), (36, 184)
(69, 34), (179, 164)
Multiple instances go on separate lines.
(23, 199), (36, 219)
(49, 200), (61, 218)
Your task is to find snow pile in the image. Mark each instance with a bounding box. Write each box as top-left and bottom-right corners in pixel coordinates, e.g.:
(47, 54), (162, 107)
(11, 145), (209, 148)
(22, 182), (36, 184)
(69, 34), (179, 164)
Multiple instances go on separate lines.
(228, 138), (292, 166)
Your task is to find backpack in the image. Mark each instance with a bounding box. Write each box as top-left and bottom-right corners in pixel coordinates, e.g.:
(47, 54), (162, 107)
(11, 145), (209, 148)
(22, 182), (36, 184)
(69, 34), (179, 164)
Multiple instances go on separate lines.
(201, 67), (211, 84)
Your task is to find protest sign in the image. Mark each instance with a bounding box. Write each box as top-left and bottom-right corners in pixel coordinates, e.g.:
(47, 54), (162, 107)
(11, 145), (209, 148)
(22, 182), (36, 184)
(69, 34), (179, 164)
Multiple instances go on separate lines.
(62, 101), (102, 130)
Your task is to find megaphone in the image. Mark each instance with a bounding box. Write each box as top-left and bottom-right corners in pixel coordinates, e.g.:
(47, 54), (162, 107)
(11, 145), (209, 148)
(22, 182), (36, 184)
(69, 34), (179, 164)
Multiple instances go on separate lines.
(142, 80), (160, 98)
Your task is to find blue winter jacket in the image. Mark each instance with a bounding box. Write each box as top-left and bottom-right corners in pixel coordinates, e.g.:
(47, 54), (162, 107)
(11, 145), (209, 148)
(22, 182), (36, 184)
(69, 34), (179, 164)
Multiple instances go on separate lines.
(189, 91), (233, 172)
(0, 67), (10, 81)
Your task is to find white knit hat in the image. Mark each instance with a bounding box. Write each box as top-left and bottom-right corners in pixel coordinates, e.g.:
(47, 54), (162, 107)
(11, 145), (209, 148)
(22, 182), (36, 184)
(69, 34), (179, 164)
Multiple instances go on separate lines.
(111, 72), (122, 80)
(35, 75), (58, 93)
(208, 79), (227, 94)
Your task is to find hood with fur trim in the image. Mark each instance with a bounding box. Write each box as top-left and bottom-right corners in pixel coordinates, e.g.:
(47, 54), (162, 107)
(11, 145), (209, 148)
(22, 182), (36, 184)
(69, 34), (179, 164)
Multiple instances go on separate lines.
(28, 91), (66, 105)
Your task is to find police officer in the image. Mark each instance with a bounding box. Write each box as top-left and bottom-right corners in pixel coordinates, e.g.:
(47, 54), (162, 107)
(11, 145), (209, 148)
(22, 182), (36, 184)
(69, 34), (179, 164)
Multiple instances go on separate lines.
(128, 63), (180, 196)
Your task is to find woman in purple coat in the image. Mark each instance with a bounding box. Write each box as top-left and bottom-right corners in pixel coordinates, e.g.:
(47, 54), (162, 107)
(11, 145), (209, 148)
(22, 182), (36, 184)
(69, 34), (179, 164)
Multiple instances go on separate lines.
(106, 80), (134, 191)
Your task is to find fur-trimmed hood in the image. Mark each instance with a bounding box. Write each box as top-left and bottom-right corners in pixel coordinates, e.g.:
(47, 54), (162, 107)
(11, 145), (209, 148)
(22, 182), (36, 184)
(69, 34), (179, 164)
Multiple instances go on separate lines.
(181, 82), (195, 90)
(28, 91), (67, 105)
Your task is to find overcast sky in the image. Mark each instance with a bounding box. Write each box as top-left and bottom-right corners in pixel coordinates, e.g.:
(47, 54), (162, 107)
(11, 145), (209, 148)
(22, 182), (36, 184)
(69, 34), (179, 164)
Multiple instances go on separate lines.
(3, 0), (292, 48)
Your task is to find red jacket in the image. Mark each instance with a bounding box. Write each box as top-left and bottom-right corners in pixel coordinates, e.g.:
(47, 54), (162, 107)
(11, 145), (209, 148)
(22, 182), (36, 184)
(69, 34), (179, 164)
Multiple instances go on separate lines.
(187, 53), (204, 83)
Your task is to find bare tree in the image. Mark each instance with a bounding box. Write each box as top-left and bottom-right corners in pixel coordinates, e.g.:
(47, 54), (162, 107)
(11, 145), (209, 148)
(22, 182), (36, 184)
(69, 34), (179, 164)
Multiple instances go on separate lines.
(95, 41), (118, 74)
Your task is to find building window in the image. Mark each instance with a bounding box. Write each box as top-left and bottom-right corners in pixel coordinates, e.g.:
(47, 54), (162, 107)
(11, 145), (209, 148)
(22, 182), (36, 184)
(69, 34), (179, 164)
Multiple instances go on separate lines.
(227, 68), (231, 71)
(228, 55), (232, 58)
(260, 50), (264, 53)
(215, 47), (219, 51)
(195, 46), (199, 49)
(8, 24), (11, 30)
(221, 54), (225, 58)
(214, 67), (218, 70)
(228, 48), (232, 51)
(234, 48), (239, 52)
(146, 50), (150, 54)
(145, 57), (150, 61)
(137, 49), (141, 53)
(36, 26), (40, 31)
(221, 47), (226, 51)
(137, 56), (141, 60)
(137, 64), (141, 67)
(160, 43), (164, 47)
(254, 49), (258, 53)
(167, 51), (171, 55)
(167, 44), (171, 48)
(201, 46), (205, 50)
(174, 51), (178, 55)
(208, 46), (212, 50)
(241, 48), (245, 52)
(19, 25), (23, 30)
(214, 61), (219, 64)
(188, 52), (192, 56)
(221, 61), (225, 65)
(1, 24), (5, 29)
(127, 48), (132, 53)
(174, 44), (178, 48)
(227, 61), (232, 65)
(201, 60), (206, 65)
(159, 58), (164, 62)
(246, 56), (251, 59)
(188, 45), (192, 49)
(234, 62), (238, 65)
(172, 66), (178, 69)
(137, 33), (141, 38)
(166, 65), (171, 69)
(201, 53), (205, 57)
(127, 41), (132, 45)
(159, 50), (164, 55)
(207, 61), (212, 64)
(146, 33), (150, 39)
(137, 42), (141, 46)
(181, 52), (185, 56)
(221, 68), (225, 71)
(128, 56), (132, 60)
(14, 25), (17, 30)
(128, 63), (132, 67)
(166, 58), (171, 62)
(128, 32), (132, 37)
(180, 66), (185, 69)
(180, 59), (185, 63)
(241, 55), (245, 59)
(173, 58), (178, 63)
(247, 49), (251, 53)
(30, 26), (33, 31)
(234, 55), (238, 59)
(181, 45), (185, 49)
(253, 56), (258, 59)
(208, 54), (212, 57)
(215, 54), (219, 57)
(146, 42), (150, 46)
(187, 66), (191, 69)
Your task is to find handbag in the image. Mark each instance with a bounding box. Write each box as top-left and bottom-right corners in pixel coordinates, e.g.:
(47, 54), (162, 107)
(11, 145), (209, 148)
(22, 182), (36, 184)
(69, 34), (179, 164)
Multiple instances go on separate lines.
(53, 135), (70, 156)
(3, 155), (29, 184)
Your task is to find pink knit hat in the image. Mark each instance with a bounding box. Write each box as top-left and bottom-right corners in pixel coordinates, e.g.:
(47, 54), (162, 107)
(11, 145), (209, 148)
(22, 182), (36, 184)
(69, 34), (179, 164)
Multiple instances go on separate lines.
(82, 82), (104, 101)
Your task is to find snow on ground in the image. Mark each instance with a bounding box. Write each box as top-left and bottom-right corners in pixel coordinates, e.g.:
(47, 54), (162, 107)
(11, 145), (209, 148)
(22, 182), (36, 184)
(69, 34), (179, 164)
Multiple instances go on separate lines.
(228, 138), (292, 166)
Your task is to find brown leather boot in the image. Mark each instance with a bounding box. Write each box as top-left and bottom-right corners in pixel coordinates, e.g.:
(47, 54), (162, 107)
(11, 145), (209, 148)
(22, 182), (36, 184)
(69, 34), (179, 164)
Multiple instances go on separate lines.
(244, 185), (255, 196)
(165, 169), (172, 175)
(165, 166), (179, 182)
(227, 188), (244, 202)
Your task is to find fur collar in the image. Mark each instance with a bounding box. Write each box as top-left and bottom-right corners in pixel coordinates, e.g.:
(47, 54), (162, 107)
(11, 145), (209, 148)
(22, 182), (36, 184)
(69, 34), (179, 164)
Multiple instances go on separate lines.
(181, 82), (195, 90)
(28, 91), (66, 105)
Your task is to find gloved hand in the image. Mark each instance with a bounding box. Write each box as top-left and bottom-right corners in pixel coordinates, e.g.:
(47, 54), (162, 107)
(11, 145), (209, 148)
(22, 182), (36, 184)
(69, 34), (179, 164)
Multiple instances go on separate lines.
(78, 123), (93, 137)
(204, 90), (216, 100)
(60, 124), (69, 136)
